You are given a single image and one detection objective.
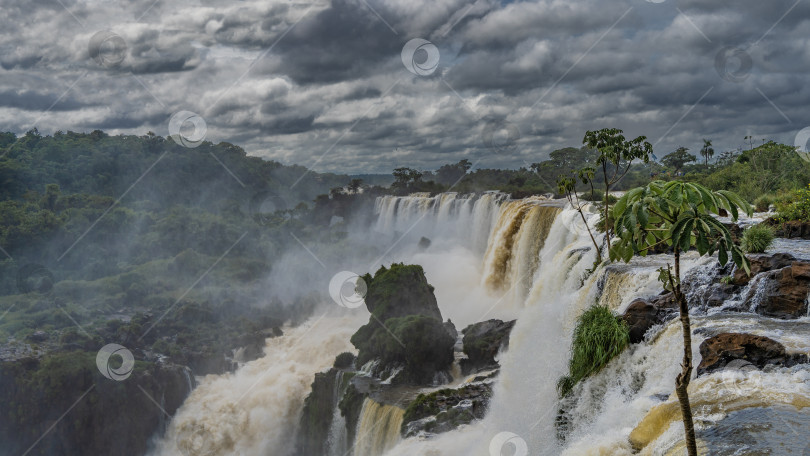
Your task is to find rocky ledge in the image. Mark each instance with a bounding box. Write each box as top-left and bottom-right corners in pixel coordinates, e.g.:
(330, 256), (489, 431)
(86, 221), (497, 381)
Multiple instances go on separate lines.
(697, 332), (809, 376)
(621, 253), (810, 344)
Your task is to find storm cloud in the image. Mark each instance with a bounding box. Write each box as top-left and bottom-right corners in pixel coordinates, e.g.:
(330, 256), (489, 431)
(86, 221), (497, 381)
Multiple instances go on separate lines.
(1, 0), (809, 173)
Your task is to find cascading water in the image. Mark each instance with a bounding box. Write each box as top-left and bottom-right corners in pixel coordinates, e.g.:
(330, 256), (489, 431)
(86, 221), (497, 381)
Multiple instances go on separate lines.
(152, 192), (810, 456)
(353, 399), (405, 456)
(326, 371), (349, 456)
(373, 192), (507, 254)
(150, 315), (364, 456)
(481, 199), (561, 301)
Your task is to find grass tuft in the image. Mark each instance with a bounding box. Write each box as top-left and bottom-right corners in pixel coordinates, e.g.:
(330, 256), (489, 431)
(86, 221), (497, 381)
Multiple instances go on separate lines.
(557, 305), (630, 397)
(740, 224), (775, 253)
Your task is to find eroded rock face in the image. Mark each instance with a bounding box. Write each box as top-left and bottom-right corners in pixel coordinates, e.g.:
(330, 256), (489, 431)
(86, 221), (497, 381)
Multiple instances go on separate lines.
(764, 218), (810, 239)
(743, 263), (810, 319)
(732, 253), (796, 286)
(460, 319), (516, 374)
(361, 263), (442, 322)
(401, 382), (493, 438)
(622, 299), (670, 343)
(697, 333), (807, 376)
(0, 354), (192, 456)
(351, 264), (455, 385)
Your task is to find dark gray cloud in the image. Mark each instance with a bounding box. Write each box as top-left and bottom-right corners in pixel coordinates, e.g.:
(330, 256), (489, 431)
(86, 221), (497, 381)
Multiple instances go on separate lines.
(1, 0), (809, 174)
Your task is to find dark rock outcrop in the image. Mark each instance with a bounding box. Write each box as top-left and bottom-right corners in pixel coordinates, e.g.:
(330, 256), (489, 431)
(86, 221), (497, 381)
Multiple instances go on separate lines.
(460, 319), (516, 374)
(763, 218), (810, 239)
(697, 333), (808, 376)
(400, 382), (492, 438)
(732, 253), (796, 286)
(0, 351), (192, 456)
(297, 368), (345, 456)
(742, 262), (810, 319)
(360, 263), (442, 322)
(351, 264), (455, 385)
(622, 299), (670, 343)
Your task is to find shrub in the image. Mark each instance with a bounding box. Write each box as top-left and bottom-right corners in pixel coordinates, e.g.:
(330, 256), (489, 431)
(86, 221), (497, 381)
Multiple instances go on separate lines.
(557, 305), (629, 397)
(753, 194), (775, 212)
(775, 184), (810, 222)
(741, 224), (775, 253)
(581, 190), (618, 204)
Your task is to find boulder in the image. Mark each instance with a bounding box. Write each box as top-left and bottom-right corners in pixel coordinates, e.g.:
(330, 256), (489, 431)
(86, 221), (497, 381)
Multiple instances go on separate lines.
(697, 333), (807, 376)
(401, 382), (492, 438)
(743, 264), (810, 319)
(621, 299), (673, 343)
(732, 253), (796, 286)
(460, 319), (516, 374)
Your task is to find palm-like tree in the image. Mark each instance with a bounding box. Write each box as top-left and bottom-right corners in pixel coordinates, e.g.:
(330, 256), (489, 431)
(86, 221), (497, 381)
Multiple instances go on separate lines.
(611, 181), (751, 456)
(700, 139), (714, 168)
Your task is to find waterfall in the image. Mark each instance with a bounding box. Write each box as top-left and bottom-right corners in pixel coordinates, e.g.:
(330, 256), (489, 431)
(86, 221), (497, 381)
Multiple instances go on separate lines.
(481, 199), (561, 301)
(353, 399), (405, 456)
(325, 371), (348, 456)
(151, 192), (810, 456)
(149, 315), (363, 456)
(373, 192), (506, 253)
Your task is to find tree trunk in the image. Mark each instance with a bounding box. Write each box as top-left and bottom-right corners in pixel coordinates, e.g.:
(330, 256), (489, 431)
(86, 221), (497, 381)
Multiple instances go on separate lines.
(603, 179), (611, 255)
(673, 249), (698, 456)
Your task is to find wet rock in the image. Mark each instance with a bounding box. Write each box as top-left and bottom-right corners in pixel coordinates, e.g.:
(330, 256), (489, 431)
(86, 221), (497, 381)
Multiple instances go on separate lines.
(743, 263), (810, 319)
(705, 283), (737, 308)
(297, 368), (344, 456)
(418, 236), (432, 250)
(401, 382), (492, 438)
(764, 218), (810, 239)
(460, 319), (516, 374)
(731, 253), (796, 286)
(697, 333), (808, 376)
(351, 264), (455, 384)
(621, 299), (676, 343)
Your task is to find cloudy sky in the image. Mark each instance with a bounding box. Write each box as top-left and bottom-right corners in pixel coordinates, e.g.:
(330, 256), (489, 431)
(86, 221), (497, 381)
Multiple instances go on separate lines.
(1, 0), (809, 173)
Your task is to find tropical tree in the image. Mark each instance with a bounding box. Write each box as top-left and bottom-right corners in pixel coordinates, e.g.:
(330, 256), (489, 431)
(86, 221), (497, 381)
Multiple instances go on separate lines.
(610, 181), (751, 456)
(392, 167), (423, 192)
(582, 128), (653, 254)
(700, 139), (714, 168)
(662, 147), (697, 174)
(556, 167), (601, 263)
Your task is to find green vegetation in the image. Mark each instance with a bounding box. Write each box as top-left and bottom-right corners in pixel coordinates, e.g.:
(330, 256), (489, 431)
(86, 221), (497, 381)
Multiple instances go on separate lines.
(610, 180), (751, 456)
(557, 305), (629, 397)
(774, 184), (810, 222)
(741, 224), (775, 253)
